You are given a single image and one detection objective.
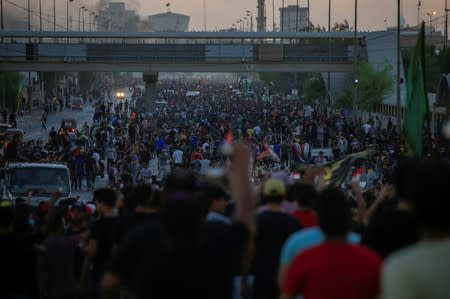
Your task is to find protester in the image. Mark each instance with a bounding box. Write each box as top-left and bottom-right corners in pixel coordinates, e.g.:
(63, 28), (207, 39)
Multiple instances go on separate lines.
(102, 144), (254, 299)
(251, 179), (301, 299)
(382, 161), (450, 298)
(281, 188), (382, 299)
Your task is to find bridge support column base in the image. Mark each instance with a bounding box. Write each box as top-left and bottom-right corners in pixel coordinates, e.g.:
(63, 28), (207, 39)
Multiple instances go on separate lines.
(143, 72), (158, 113)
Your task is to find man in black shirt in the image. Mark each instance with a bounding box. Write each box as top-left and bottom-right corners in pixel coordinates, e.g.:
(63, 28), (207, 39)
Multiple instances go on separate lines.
(252, 179), (301, 299)
(82, 188), (118, 299)
(363, 159), (419, 259)
(0, 201), (38, 299)
(113, 184), (161, 250)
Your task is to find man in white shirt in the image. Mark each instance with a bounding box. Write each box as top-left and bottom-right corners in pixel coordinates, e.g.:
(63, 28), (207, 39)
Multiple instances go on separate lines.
(172, 147), (184, 168)
(382, 162), (450, 299)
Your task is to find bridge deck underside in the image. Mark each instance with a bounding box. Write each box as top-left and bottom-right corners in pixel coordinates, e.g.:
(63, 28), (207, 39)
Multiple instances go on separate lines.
(0, 42), (361, 73)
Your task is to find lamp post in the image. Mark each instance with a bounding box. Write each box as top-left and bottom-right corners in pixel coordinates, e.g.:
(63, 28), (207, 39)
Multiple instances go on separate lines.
(89, 12), (95, 31)
(1, 0), (3, 33)
(445, 0), (449, 48)
(39, 0), (42, 31)
(427, 11), (437, 32)
(203, 0), (206, 31)
(78, 6), (85, 31)
(244, 16), (249, 31)
(352, 0), (358, 115)
(246, 11), (253, 32)
(94, 15), (98, 32)
(82, 7), (88, 32)
(396, 0), (401, 131)
(66, 0), (73, 32)
(327, 0), (331, 105)
(53, 0), (56, 31)
(417, 1), (421, 27)
(307, 0), (310, 31)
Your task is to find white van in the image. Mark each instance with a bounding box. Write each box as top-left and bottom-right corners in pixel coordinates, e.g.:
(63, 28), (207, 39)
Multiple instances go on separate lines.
(5, 163), (71, 205)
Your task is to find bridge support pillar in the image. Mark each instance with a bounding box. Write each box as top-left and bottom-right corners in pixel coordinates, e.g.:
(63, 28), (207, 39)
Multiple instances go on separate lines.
(143, 72), (158, 112)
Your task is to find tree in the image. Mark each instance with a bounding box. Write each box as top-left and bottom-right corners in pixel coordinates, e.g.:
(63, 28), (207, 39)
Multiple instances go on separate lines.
(302, 73), (326, 103)
(333, 19), (350, 32)
(0, 72), (24, 112)
(338, 61), (394, 110)
(403, 45), (450, 93)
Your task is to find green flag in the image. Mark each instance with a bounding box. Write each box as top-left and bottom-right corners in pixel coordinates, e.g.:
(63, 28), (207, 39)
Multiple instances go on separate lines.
(403, 23), (429, 158)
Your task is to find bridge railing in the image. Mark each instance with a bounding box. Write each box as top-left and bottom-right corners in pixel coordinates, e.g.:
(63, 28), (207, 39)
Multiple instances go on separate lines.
(0, 30), (365, 46)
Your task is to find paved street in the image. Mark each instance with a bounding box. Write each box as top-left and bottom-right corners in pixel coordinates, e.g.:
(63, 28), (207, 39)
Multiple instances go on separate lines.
(17, 103), (108, 202)
(19, 104), (95, 142)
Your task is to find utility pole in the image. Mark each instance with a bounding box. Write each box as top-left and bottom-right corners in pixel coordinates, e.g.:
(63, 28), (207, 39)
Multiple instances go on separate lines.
(397, 0), (401, 131)
(417, 1), (421, 27)
(39, 0), (42, 31)
(257, 0), (266, 32)
(203, 0), (206, 31)
(307, 0), (310, 31)
(53, 0), (56, 31)
(1, 0), (4, 42)
(27, 0), (32, 113)
(352, 0), (358, 115)
(272, 0), (275, 31)
(1, 0), (3, 32)
(445, 0), (449, 48)
(328, 0), (331, 105)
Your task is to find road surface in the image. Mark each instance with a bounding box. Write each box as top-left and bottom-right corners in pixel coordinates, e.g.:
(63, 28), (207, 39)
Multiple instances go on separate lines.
(17, 102), (108, 202)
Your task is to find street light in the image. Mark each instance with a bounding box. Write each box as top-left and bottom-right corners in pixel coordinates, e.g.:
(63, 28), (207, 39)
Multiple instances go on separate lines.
(89, 12), (96, 31)
(246, 11), (253, 32)
(53, 0), (56, 31)
(78, 6), (85, 31)
(82, 7), (88, 32)
(94, 15), (98, 32)
(66, 0), (73, 32)
(353, 0), (358, 115)
(427, 11), (437, 33)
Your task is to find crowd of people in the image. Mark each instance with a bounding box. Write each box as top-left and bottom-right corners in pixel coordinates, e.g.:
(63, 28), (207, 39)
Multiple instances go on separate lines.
(0, 78), (449, 299)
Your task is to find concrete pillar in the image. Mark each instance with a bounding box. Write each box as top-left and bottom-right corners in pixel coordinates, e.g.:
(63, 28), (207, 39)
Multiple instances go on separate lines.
(143, 72), (158, 112)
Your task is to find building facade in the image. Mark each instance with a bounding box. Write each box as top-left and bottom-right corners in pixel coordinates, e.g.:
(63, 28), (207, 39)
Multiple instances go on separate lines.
(97, 2), (138, 31)
(147, 12), (190, 32)
(279, 5), (308, 32)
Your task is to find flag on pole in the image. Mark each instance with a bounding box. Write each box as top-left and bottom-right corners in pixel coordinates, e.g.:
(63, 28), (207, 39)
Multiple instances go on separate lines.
(402, 22), (429, 158)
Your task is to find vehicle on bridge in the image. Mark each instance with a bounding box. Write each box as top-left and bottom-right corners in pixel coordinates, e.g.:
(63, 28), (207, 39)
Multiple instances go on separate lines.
(4, 162), (71, 205)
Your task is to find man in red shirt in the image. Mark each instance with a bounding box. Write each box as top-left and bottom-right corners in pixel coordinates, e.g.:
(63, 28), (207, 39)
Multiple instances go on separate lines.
(282, 188), (381, 299)
(288, 183), (318, 228)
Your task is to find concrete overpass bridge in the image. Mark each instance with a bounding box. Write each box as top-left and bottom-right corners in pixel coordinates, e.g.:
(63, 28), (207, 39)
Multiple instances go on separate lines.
(0, 31), (365, 73)
(0, 30), (367, 110)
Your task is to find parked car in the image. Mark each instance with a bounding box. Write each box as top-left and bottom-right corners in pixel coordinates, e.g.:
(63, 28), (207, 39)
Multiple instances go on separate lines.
(70, 97), (83, 110)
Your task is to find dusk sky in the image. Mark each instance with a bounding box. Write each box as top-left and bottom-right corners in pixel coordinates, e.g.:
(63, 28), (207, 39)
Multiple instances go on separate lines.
(132, 0), (448, 31)
(4, 0), (449, 32)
